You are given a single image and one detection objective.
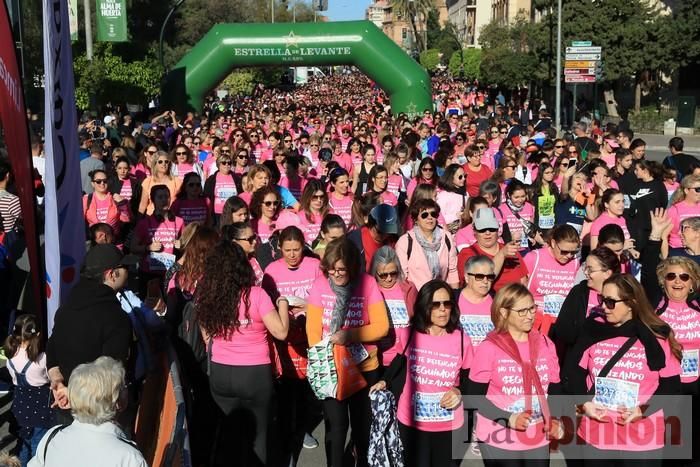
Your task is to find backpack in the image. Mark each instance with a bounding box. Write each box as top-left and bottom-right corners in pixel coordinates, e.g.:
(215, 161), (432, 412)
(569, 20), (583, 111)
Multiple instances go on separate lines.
(177, 300), (206, 365)
(406, 229), (451, 261)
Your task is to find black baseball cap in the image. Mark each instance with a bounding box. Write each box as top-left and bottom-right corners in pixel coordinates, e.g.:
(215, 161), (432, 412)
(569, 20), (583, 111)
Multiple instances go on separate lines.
(370, 204), (399, 235)
(83, 244), (138, 273)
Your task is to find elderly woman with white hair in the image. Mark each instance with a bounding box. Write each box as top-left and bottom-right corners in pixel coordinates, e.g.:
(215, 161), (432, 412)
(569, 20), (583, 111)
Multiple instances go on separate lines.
(370, 246), (418, 370)
(29, 357), (146, 467)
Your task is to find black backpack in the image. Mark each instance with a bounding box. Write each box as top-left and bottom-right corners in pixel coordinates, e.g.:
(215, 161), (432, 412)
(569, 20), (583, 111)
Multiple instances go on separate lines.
(177, 300), (206, 365)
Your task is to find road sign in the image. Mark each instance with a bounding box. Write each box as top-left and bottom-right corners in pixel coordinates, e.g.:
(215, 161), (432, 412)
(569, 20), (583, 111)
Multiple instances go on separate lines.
(565, 53), (601, 60)
(565, 75), (596, 83)
(565, 60), (597, 68)
(566, 46), (602, 54)
(571, 41), (592, 47)
(565, 68), (595, 75)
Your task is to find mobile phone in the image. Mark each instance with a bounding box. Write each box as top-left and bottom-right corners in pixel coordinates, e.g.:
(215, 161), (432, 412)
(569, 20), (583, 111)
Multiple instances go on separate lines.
(569, 158), (578, 168)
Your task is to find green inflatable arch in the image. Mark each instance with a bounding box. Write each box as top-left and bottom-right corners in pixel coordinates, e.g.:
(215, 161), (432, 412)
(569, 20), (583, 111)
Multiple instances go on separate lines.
(162, 20), (432, 117)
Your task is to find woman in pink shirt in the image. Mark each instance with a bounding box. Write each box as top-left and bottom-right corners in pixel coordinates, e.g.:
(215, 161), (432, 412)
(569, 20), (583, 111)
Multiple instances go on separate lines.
(328, 168), (354, 229)
(370, 246), (418, 368)
(570, 274), (681, 461)
(590, 189), (629, 249)
(406, 158), (438, 203)
(203, 153), (241, 225)
(370, 279), (472, 467)
(298, 180), (329, 244)
(458, 255), (495, 347)
(396, 199), (460, 290)
(469, 283), (562, 462)
(365, 165), (398, 207)
(668, 174), (700, 248)
(250, 186), (299, 244)
(83, 169), (131, 238)
(196, 241), (289, 466)
(436, 164), (468, 234)
(502, 180), (536, 251)
(170, 143), (203, 182)
(131, 144), (157, 181)
(171, 173), (212, 226)
(238, 164), (271, 207)
(219, 196), (249, 230)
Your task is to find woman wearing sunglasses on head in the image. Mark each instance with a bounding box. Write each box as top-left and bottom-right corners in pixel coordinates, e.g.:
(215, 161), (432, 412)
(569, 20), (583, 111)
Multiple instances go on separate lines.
(396, 199), (460, 291)
(468, 283), (562, 467)
(370, 246), (418, 370)
(369, 279), (472, 467)
(564, 273), (681, 466)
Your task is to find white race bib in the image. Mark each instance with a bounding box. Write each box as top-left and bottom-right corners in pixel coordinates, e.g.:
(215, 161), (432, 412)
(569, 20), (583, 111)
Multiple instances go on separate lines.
(348, 343), (369, 364)
(148, 252), (176, 272)
(681, 349), (699, 378)
(386, 299), (410, 327)
(507, 397), (543, 425)
(459, 315), (494, 346)
(520, 233), (529, 248)
(543, 294), (566, 317)
(594, 377), (639, 410)
(217, 188), (236, 200)
(413, 392), (454, 422)
(538, 215), (555, 230)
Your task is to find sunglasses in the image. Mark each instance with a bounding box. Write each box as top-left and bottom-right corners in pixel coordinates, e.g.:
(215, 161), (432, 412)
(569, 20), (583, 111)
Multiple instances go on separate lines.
(431, 300), (453, 309)
(263, 200), (280, 207)
(250, 134), (258, 138)
(284, 139), (292, 143)
(92, 179), (108, 184)
(599, 296), (626, 310)
(665, 272), (691, 282)
(236, 235), (257, 243)
(457, 174), (465, 180)
(145, 150), (156, 155)
(310, 144), (319, 147)
(220, 150), (231, 154)
(467, 273), (496, 282)
(234, 133), (243, 137)
(421, 167), (435, 173)
(476, 228), (498, 234)
(500, 131), (508, 134)
(312, 194), (325, 200)
(691, 187), (700, 193)
(157, 160), (171, 165)
(420, 210), (438, 219)
(376, 271), (399, 280)
(219, 160), (232, 166)
(506, 165), (517, 169)
(555, 145), (565, 149)
(176, 151), (188, 156)
(557, 245), (579, 256)
(237, 154), (248, 159)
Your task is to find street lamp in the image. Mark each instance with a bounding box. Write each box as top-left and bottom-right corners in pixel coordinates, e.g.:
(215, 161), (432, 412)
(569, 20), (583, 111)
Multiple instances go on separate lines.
(554, 0), (562, 133)
(159, 0), (187, 69)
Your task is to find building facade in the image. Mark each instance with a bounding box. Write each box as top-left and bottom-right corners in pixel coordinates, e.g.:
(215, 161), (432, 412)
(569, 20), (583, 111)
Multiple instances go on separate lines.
(446, 0), (490, 48)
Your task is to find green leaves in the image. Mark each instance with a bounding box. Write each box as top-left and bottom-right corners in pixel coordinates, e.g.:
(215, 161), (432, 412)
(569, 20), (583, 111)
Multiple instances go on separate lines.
(419, 49), (442, 73)
(448, 49), (482, 80)
(479, 14), (538, 88)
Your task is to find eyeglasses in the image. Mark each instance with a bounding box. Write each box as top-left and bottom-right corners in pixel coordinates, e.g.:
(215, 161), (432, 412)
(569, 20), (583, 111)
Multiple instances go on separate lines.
(665, 272), (691, 282)
(250, 134), (258, 138)
(584, 266), (605, 275)
(310, 144), (319, 147)
(456, 137), (464, 141)
(457, 174), (465, 180)
(467, 273), (496, 282)
(92, 179), (107, 184)
(187, 182), (201, 188)
(263, 200), (280, 207)
(476, 228), (498, 234)
(219, 160), (232, 166)
(328, 267), (348, 276)
(420, 210), (438, 219)
(284, 139), (292, 143)
(312, 194), (325, 200)
(431, 300), (453, 309)
(500, 131), (508, 134)
(376, 270), (399, 280)
(421, 167), (435, 173)
(237, 154), (248, 160)
(556, 245), (579, 256)
(157, 160), (171, 165)
(599, 296), (626, 310)
(176, 151), (188, 156)
(236, 235), (257, 243)
(511, 305), (537, 317)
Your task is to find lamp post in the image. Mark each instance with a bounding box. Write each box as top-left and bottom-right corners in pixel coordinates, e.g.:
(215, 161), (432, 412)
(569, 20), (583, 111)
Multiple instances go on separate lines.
(159, 0), (186, 69)
(84, 0), (93, 60)
(554, 0), (562, 134)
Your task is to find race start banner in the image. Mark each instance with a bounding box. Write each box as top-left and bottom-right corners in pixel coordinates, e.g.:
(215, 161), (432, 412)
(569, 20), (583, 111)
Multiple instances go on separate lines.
(96, 0), (127, 42)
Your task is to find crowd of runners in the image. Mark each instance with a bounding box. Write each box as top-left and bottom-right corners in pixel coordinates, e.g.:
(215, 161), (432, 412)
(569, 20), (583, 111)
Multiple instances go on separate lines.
(0, 72), (699, 467)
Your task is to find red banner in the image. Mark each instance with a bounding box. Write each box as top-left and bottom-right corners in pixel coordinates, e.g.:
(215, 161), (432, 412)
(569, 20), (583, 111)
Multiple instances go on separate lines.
(0, 4), (45, 324)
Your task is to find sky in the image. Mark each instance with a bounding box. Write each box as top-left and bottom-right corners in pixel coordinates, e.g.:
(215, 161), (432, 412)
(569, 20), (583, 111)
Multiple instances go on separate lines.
(324, 0), (373, 21)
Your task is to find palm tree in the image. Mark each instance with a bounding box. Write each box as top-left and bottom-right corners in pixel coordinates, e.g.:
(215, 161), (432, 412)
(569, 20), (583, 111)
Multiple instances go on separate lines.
(390, 0), (434, 53)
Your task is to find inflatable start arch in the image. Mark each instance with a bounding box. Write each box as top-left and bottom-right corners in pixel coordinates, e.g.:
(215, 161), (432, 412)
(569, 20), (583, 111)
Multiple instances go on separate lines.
(162, 20), (432, 117)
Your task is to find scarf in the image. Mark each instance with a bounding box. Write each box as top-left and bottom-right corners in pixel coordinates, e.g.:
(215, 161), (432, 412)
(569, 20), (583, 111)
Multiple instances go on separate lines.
(413, 226), (443, 279)
(485, 330), (552, 431)
(505, 198), (524, 214)
(328, 277), (356, 334)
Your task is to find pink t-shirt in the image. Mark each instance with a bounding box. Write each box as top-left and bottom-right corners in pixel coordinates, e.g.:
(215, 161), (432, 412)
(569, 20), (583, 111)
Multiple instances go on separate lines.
(171, 198), (210, 225)
(252, 210), (300, 243)
(211, 286), (276, 366)
(298, 211), (323, 244)
(387, 174), (405, 199)
(454, 225), (477, 252)
(664, 181), (679, 204)
(578, 336), (680, 451)
(396, 330), (473, 432)
(134, 215), (184, 273)
(590, 212), (630, 239)
(659, 300), (700, 384)
(502, 202), (535, 250)
(436, 190), (468, 225)
(524, 248), (580, 319)
(93, 195), (112, 226)
(377, 190), (398, 207)
(457, 292), (493, 347)
(119, 179), (133, 201)
(329, 194), (354, 228)
(307, 274), (384, 356)
(333, 153), (354, 174)
(471, 335), (560, 450)
(377, 283), (413, 367)
(262, 256), (321, 300)
(175, 162), (194, 180)
(213, 173), (238, 214)
(668, 201), (700, 248)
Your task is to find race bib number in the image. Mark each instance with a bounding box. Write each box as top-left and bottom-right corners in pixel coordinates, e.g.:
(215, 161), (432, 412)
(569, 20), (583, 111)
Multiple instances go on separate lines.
(413, 392), (454, 423)
(520, 233), (529, 249)
(148, 252), (176, 272)
(623, 195), (631, 210)
(543, 294), (566, 317)
(217, 188), (236, 200)
(348, 343), (369, 364)
(507, 397), (543, 425)
(459, 315), (494, 346)
(594, 377), (639, 410)
(681, 349), (699, 378)
(538, 215), (555, 230)
(386, 299), (409, 327)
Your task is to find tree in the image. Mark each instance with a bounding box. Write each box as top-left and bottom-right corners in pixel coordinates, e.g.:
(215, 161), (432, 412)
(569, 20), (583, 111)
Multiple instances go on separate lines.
(419, 49), (442, 73)
(479, 15), (538, 88)
(449, 48), (481, 79)
(390, 0), (433, 53)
